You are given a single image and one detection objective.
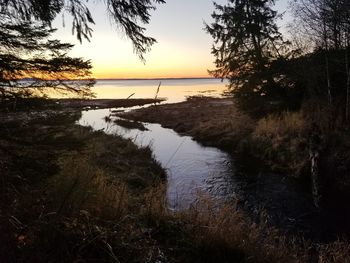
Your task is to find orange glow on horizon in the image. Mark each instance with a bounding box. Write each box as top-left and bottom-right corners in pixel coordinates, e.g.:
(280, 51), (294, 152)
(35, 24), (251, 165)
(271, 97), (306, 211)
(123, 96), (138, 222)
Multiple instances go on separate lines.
(92, 69), (211, 79)
(88, 44), (214, 79)
(92, 74), (211, 79)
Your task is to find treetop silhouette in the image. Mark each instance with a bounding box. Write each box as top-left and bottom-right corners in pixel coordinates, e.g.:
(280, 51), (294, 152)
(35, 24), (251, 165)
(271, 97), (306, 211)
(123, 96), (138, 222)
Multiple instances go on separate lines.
(1, 0), (165, 60)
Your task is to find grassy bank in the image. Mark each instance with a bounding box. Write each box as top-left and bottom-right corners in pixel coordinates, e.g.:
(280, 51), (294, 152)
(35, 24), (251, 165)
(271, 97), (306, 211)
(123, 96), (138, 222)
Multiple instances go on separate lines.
(247, 109), (350, 206)
(118, 96), (255, 150)
(0, 110), (167, 262)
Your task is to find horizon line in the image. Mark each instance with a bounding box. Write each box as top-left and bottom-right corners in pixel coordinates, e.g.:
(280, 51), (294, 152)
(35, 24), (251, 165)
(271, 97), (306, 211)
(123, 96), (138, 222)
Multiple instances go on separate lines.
(94, 77), (220, 81)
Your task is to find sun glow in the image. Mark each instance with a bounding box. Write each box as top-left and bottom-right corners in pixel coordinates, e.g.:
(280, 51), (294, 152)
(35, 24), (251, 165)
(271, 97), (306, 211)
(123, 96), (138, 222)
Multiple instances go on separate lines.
(51, 0), (222, 79)
(50, 0), (290, 80)
(64, 35), (214, 79)
(92, 64), (211, 79)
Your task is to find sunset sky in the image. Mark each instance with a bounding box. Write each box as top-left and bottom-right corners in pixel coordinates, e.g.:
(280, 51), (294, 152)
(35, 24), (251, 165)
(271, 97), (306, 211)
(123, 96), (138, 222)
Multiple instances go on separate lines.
(53, 0), (290, 79)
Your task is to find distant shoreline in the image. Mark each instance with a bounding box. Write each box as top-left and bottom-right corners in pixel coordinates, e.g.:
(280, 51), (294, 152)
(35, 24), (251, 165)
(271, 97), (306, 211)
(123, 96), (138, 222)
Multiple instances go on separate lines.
(95, 77), (222, 81)
(16, 77), (225, 82)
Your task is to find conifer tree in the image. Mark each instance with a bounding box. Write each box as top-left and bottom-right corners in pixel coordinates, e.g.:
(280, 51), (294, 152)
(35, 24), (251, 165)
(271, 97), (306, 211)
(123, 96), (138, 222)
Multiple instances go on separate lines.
(0, 16), (94, 103)
(206, 0), (285, 113)
(0, 0), (165, 103)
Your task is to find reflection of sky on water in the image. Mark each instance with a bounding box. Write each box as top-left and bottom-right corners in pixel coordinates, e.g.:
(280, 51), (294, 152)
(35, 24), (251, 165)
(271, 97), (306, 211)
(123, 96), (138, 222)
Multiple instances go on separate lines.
(79, 108), (236, 209)
(91, 79), (228, 103)
(39, 78), (228, 103)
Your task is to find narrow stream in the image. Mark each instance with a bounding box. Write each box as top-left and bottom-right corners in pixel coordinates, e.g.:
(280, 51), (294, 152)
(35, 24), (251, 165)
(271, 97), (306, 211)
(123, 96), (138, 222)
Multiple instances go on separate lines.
(79, 108), (237, 209)
(79, 107), (348, 241)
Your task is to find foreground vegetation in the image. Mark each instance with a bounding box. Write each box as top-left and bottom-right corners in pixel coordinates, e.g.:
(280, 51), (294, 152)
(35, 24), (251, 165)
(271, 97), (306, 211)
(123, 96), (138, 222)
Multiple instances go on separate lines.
(0, 110), (166, 261)
(1, 108), (349, 262)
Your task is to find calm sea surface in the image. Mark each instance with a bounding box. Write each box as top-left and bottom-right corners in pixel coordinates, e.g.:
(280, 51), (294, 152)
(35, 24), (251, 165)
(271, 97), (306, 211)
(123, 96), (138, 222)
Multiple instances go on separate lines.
(91, 78), (228, 103)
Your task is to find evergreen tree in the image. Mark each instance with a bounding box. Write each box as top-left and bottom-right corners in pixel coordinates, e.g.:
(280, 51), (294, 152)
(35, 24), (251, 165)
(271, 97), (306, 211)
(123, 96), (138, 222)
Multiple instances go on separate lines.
(206, 0), (285, 114)
(0, 16), (94, 104)
(0, 0), (165, 104)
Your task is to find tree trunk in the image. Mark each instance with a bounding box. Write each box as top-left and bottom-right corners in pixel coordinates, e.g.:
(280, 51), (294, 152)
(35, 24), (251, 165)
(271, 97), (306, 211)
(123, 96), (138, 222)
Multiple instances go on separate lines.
(309, 126), (322, 208)
(346, 43), (350, 123)
(310, 149), (320, 207)
(325, 54), (332, 107)
(323, 19), (332, 107)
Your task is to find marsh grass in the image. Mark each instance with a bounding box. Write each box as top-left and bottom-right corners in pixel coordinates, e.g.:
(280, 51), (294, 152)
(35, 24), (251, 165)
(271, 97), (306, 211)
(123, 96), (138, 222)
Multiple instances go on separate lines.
(171, 197), (301, 263)
(192, 104), (255, 151)
(51, 153), (130, 219)
(252, 111), (309, 174)
(0, 110), (168, 262)
(162, 196), (350, 263)
(254, 112), (307, 138)
(38, 152), (165, 262)
(319, 241), (350, 263)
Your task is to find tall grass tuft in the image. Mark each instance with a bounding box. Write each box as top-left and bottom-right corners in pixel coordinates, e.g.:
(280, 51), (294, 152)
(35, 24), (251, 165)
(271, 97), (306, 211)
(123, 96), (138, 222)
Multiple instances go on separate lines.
(319, 241), (350, 263)
(252, 111), (309, 174)
(176, 197), (307, 263)
(51, 153), (130, 219)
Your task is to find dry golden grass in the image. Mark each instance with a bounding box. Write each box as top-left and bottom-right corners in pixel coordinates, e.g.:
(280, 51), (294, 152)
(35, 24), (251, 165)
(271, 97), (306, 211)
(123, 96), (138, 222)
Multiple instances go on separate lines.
(174, 197), (303, 263)
(143, 193), (350, 263)
(141, 183), (168, 224)
(253, 111), (307, 140)
(35, 130), (170, 262)
(192, 104), (255, 150)
(252, 111), (309, 174)
(319, 241), (350, 263)
(51, 153), (130, 219)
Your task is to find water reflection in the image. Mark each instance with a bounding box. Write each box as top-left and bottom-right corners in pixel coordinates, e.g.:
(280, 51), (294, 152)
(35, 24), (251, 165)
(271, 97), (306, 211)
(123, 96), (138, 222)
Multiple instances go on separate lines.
(91, 79), (228, 103)
(79, 108), (236, 209)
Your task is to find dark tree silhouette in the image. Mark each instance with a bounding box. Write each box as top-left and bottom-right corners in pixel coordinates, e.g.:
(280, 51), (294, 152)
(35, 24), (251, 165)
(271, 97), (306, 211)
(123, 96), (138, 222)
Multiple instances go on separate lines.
(0, 0), (165, 105)
(291, 0), (350, 122)
(291, 0), (350, 51)
(0, 17), (94, 104)
(0, 0), (165, 60)
(206, 0), (286, 113)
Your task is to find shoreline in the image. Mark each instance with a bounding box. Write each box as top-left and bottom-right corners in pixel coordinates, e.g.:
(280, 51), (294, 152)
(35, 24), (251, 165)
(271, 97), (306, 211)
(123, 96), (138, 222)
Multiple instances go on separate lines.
(117, 96), (252, 151)
(51, 98), (165, 109)
(1, 98), (165, 111)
